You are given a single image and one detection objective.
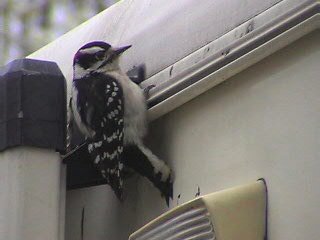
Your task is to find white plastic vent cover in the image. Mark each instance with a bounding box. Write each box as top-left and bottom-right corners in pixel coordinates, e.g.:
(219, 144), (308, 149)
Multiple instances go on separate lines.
(129, 180), (267, 240)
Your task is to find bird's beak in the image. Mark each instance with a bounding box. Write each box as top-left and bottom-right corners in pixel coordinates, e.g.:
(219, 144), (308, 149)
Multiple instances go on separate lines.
(113, 45), (132, 56)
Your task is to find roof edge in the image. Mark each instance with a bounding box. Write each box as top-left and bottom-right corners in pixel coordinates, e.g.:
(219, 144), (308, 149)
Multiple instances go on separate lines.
(146, 0), (320, 121)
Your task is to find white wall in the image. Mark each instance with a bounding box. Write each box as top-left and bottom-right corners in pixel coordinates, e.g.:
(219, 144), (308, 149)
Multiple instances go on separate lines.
(66, 31), (320, 240)
(0, 147), (61, 240)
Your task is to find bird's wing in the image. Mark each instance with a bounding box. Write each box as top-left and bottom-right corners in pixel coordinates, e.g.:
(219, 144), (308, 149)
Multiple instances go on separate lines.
(82, 73), (125, 199)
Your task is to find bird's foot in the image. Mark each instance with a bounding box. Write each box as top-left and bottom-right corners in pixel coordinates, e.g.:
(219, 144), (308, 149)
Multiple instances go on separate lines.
(160, 171), (174, 207)
(155, 166), (174, 206)
(143, 84), (156, 99)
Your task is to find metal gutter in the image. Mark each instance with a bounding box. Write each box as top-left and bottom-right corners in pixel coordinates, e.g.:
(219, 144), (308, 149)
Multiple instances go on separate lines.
(145, 0), (320, 120)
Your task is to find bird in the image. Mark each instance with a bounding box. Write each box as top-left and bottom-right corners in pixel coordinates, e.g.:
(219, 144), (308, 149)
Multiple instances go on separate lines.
(70, 41), (173, 204)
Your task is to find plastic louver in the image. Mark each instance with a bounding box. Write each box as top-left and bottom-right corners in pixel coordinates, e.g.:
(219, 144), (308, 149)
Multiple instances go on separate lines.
(129, 180), (267, 240)
(130, 200), (215, 240)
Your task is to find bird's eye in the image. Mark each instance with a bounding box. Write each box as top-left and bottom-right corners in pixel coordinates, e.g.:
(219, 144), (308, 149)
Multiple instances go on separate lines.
(95, 51), (105, 60)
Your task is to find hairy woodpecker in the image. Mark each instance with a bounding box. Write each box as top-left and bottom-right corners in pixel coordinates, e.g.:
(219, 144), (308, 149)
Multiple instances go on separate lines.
(70, 41), (173, 204)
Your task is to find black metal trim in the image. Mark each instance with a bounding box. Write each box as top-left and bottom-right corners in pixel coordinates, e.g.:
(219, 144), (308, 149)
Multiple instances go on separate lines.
(257, 178), (268, 240)
(0, 58), (66, 153)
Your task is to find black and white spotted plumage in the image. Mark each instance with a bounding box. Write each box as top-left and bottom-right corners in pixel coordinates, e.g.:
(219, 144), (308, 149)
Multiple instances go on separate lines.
(73, 72), (125, 198)
(70, 41), (173, 204)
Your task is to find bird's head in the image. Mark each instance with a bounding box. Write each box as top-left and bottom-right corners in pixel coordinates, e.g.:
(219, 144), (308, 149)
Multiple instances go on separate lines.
(73, 41), (131, 78)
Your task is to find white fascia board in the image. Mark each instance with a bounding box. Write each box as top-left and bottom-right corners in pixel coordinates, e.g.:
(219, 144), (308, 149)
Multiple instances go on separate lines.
(28, 0), (320, 121)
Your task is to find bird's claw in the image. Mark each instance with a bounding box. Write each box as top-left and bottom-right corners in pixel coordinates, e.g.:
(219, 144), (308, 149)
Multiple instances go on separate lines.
(143, 84), (156, 99)
(160, 172), (174, 207)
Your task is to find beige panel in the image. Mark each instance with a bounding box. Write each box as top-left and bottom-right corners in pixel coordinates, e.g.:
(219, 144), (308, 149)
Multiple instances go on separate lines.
(63, 28), (320, 240)
(132, 30), (320, 239)
(204, 181), (266, 240)
(129, 181), (266, 240)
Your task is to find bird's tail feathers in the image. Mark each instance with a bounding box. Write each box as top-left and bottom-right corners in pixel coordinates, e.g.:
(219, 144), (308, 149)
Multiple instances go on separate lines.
(123, 143), (174, 206)
(137, 143), (173, 183)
